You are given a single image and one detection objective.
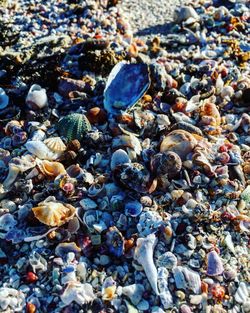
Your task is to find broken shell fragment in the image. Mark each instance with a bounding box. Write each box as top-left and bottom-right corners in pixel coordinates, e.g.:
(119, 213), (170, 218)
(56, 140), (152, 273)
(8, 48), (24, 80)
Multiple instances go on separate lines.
(104, 61), (150, 115)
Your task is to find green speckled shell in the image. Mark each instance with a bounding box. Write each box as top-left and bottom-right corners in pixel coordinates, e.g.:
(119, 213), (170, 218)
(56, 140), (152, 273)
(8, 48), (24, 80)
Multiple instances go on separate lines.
(57, 113), (91, 141)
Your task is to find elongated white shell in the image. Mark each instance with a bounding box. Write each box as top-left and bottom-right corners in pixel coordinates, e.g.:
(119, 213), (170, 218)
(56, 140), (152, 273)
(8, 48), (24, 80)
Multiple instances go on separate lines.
(134, 233), (159, 295)
(25, 141), (62, 160)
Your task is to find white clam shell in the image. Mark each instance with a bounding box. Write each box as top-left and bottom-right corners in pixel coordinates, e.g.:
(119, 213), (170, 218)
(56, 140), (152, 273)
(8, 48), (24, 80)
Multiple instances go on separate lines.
(25, 140), (62, 160)
(26, 84), (48, 109)
(134, 233), (159, 295)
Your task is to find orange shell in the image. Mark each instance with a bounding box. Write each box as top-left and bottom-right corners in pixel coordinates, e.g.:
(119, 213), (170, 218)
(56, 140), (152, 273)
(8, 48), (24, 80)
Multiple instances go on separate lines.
(200, 103), (221, 126)
(32, 201), (76, 226)
(37, 160), (66, 178)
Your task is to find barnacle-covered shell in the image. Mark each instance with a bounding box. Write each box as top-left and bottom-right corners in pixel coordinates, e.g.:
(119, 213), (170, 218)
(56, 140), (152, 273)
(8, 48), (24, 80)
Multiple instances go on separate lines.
(57, 113), (91, 141)
(37, 160), (66, 178)
(160, 130), (197, 160)
(114, 162), (153, 194)
(44, 137), (66, 152)
(106, 226), (124, 257)
(104, 61), (150, 115)
(32, 199), (76, 226)
(150, 151), (182, 179)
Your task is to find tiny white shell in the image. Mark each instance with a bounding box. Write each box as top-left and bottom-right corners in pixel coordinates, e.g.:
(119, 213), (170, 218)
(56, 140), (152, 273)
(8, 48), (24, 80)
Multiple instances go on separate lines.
(26, 84), (48, 109)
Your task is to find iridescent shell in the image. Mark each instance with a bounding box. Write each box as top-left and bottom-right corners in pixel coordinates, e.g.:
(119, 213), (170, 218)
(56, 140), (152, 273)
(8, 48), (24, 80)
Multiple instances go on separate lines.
(150, 151), (182, 179)
(106, 226), (124, 257)
(44, 137), (66, 152)
(160, 130), (197, 160)
(37, 160), (66, 178)
(104, 62), (150, 115)
(57, 113), (91, 141)
(32, 199), (76, 226)
(114, 162), (153, 193)
(206, 250), (224, 276)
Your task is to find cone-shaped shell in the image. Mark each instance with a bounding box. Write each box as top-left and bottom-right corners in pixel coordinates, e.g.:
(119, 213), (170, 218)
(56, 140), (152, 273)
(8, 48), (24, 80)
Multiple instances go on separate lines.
(104, 62), (150, 115)
(57, 113), (91, 141)
(44, 137), (66, 152)
(207, 250), (224, 276)
(160, 130), (197, 160)
(32, 201), (76, 226)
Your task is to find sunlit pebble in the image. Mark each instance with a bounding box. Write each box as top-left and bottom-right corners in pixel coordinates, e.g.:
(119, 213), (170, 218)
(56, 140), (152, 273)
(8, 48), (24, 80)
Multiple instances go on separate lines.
(26, 303), (36, 313)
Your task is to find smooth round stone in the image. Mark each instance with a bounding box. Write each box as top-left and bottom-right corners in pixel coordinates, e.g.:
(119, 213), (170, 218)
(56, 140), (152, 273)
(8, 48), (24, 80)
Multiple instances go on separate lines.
(137, 299), (149, 311)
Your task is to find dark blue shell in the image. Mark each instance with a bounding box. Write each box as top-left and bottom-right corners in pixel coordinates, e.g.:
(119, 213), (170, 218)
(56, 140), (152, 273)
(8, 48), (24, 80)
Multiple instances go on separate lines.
(104, 62), (150, 115)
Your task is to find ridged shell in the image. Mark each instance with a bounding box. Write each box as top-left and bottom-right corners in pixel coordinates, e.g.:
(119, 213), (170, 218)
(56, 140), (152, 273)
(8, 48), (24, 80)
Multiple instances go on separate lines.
(57, 113), (91, 141)
(160, 130), (197, 160)
(32, 200), (76, 226)
(104, 62), (150, 115)
(44, 137), (66, 152)
(37, 160), (66, 177)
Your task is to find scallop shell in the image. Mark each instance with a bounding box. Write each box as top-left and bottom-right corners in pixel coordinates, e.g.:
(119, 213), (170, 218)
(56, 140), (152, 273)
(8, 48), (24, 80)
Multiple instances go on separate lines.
(206, 250), (224, 276)
(32, 200), (76, 226)
(160, 130), (197, 160)
(104, 61), (150, 115)
(37, 160), (66, 177)
(57, 113), (91, 141)
(44, 137), (66, 152)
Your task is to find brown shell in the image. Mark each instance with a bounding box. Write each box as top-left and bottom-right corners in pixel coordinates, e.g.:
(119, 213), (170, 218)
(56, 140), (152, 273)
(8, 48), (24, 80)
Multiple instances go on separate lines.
(32, 201), (76, 226)
(86, 107), (107, 124)
(67, 139), (81, 152)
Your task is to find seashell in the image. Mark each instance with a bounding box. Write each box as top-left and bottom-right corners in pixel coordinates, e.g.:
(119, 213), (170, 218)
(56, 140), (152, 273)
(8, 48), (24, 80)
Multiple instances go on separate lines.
(160, 130), (197, 160)
(44, 137), (66, 152)
(112, 134), (142, 156)
(114, 162), (153, 194)
(37, 160), (66, 178)
(104, 61), (150, 115)
(158, 267), (173, 309)
(58, 77), (89, 98)
(61, 281), (95, 305)
(150, 151), (182, 179)
(66, 164), (84, 179)
(0, 288), (25, 312)
(25, 141), (62, 160)
(32, 199), (76, 227)
(25, 84), (48, 110)
(110, 149), (131, 171)
(57, 113), (91, 141)
(157, 251), (178, 270)
(67, 139), (81, 152)
(86, 107), (107, 124)
(200, 103), (221, 126)
(180, 304), (193, 313)
(241, 185), (250, 204)
(134, 233), (159, 295)
(0, 213), (17, 232)
(234, 282), (249, 304)
(2, 164), (20, 190)
(55, 242), (81, 258)
(220, 85), (234, 98)
(121, 284), (144, 306)
(102, 277), (117, 301)
(174, 6), (200, 23)
(29, 251), (47, 272)
(125, 200), (143, 217)
(88, 183), (106, 198)
(173, 266), (201, 294)
(80, 198), (97, 210)
(106, 226), (124, 257)
(0, 88), (9, 109)
(206, 250), (224, 276)
(12, 131), (27, 146)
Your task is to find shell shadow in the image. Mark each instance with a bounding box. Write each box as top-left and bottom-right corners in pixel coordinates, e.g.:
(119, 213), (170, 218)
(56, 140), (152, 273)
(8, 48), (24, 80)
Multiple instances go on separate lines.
(134, 22), (173, 37)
